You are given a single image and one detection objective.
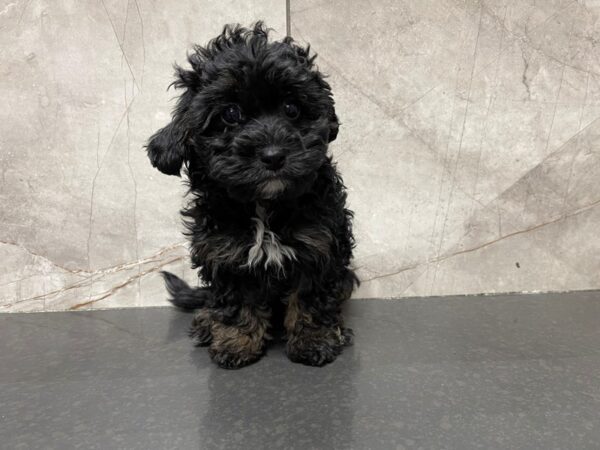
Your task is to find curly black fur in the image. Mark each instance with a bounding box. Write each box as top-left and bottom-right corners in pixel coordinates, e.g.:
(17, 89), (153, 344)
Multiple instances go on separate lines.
(147, 23), (358, 369)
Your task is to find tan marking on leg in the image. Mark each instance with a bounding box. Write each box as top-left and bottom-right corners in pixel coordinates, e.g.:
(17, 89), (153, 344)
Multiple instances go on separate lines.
(194, 308), (212, 325)
(284, 291), (313, 335)
(284, 291), (351, 366)
(209, 306), (271, 368)
(189, 308), (213, 346)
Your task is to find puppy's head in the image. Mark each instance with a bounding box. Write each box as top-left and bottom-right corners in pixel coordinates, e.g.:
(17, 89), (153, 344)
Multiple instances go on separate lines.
(146, 22), (339, 201)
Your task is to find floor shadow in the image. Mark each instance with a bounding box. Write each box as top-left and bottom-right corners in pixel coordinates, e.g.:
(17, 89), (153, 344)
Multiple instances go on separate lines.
(193, 338), (361, 448)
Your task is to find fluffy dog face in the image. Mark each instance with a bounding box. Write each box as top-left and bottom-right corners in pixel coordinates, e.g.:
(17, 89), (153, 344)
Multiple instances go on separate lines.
(147, 23), (339, 201)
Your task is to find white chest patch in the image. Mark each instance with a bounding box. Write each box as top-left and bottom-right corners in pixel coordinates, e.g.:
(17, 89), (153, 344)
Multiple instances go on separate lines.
(245, 205), (296, 271)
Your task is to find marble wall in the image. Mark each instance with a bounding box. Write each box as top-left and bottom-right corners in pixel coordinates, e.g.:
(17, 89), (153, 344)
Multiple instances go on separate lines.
(1, 0), (599, 311)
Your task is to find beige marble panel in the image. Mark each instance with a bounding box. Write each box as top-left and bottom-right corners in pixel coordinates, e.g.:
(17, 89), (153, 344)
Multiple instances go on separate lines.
(291, 0), (600, 298)
(0, 0), (286, 311)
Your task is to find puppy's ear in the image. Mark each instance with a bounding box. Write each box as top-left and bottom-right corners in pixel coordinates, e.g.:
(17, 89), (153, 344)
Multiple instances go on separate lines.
(328, 107), (339, 143)
(146, 120), (187, 176)
(147, 63), (203, 176)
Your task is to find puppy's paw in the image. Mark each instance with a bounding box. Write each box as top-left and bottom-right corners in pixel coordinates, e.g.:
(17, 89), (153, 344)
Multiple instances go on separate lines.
(340, 327), (354, 346)
(286, 328), (345, 367)
(287, 341), (340, 367)
(208, 347), (262, 370)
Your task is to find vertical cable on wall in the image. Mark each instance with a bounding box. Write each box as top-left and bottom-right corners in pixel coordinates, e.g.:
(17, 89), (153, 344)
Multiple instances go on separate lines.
(286, 0), (291, 37)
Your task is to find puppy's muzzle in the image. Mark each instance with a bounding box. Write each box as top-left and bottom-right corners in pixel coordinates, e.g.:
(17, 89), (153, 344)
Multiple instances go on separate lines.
(260, 145), (286, 170)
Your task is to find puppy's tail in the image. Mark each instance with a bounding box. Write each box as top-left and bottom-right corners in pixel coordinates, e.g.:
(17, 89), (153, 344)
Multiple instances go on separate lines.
(161, 271), (214, 310)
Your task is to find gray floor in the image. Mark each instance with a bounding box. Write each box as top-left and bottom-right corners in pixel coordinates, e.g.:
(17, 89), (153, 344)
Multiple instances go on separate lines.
(1, 292), (600, 449)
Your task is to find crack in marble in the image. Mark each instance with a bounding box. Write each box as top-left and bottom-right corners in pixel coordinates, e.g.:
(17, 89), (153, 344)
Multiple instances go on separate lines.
(122, 0), (130, 63)
(1, 240), (186, 294)
(69, 255), (183, 310)
(430, 3), (485, 294)
(542, 20), (574, 157)
(361, 196), (600, 283)
(132, 0), (145, 86)
(484, 1), (600, 78)
(123, 77), (141, 305)
(86, 95), (137, 276)
(99, 0), (141, 92)
(521, 49), (532, 100)
(527, 42), (600, 79)
(562, 46), (592, 213)
(424, 32), (465, 300)
(2, 252), (186, 310)
(291, 0), (333, 16)
(481, 0), (577, 42)
(480, 114), (600, 210)
(469, 4), (508, 222)
(396, 266), (430, 297)
(87, 242), (187, 275)
(0, 240), (89, 276)
(0, 271), (85, 289)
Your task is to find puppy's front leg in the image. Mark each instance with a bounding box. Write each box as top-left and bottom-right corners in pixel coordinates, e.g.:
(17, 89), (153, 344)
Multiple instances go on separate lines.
(284, 291), (352, 367)
(209, 304), (271, 369)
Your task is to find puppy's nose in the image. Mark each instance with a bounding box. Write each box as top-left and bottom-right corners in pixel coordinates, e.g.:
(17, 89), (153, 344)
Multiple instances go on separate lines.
(260, 146), (286, 170)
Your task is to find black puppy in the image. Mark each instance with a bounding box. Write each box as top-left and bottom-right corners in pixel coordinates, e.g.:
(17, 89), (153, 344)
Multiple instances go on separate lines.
(147, 22), (357, 369)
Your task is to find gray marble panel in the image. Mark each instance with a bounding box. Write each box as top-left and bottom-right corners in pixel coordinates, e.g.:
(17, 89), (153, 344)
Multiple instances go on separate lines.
(291, 0), (600, 299)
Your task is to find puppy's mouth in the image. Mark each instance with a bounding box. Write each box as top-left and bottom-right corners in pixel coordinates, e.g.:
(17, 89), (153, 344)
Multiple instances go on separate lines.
(258, 177), (287, 200)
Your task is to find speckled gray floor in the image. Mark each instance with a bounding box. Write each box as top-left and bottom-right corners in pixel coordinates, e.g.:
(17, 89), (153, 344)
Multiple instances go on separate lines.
(1, 291), (600, 449)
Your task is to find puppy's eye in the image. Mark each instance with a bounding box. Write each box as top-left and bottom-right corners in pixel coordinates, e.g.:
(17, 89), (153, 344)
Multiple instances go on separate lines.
(283, 102), (300, 120)
(222, 104), (244, 125)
